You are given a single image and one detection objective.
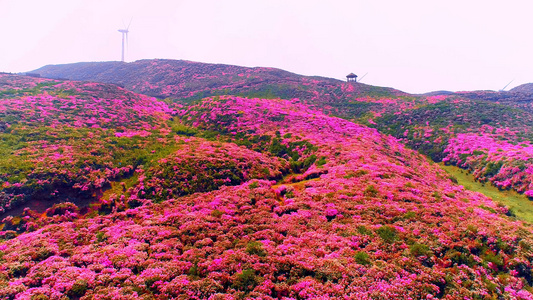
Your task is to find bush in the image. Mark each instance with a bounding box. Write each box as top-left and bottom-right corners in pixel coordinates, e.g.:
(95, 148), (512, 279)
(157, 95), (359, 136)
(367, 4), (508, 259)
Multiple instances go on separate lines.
(376, 225), (398, 243)
(484, 161), (503, 177)
(364, 185), (379, 197)
(316, 156), (327, 166)
(356, 225), (373, 236)
(354, 251), (371, 265)
(404, 211), (417, 219)
(45, 202), (79, 217)
(232, 269), (258, 291)
(96, 231), (107, 243)
(448, 175), (458, 184)
(483, 252), (504, 268)
(211, 209), (224, 218)
(410, 243), (431, 257)
(447, 249), (475, 267)
(246, 241), (266, 257)
(67, 279), (88, 297)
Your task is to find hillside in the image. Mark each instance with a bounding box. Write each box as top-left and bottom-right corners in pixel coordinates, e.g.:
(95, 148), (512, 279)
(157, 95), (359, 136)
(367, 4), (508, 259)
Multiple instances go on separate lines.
(511, 83), (533, 94)
(29, 60), (533, 204)
(0, 62), (532, 298)
(32, 60), (405, 103)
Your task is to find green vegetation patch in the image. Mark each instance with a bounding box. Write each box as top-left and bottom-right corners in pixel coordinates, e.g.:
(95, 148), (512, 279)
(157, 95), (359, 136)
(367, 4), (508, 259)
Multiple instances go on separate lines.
(440, 163), (533, 224)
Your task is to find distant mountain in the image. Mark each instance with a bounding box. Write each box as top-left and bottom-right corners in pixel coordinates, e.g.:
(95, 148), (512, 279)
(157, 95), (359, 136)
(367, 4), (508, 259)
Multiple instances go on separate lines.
(510, 83), (533, 94)
(420, 90), (454, 96)
(32, 59), (406, 103)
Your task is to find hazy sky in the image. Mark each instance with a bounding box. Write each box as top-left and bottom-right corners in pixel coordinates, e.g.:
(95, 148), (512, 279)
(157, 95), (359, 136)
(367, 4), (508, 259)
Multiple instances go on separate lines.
(1, 0), (532, 94)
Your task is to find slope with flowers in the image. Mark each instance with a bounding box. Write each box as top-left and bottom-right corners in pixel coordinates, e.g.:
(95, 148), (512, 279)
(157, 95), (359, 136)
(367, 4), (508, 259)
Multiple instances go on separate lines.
(371, 96), (533, 200)
(1, 71), (533, 298)
(0, 73), (294, 221)
(30, 59), (533, 203)
(32, 59), (407, 105)
(0, 73), (171, 217)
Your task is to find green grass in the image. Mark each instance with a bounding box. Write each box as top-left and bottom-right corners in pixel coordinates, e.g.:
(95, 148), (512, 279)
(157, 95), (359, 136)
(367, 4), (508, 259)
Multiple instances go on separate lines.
(439, 163), (533, 224)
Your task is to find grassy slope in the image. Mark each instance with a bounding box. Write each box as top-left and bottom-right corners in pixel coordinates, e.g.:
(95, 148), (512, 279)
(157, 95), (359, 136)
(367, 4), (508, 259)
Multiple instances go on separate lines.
(440, 163), (533, 224)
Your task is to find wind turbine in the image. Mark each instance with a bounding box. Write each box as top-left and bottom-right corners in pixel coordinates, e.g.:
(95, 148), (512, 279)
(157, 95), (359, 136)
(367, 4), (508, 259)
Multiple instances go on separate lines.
(499, 79), (514, 92)
(118, 19), (132, 62)
(358, 72), (368, 83)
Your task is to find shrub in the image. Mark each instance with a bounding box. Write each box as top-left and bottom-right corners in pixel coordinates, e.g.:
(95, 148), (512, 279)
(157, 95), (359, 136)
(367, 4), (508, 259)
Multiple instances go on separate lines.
(232, 269), (258, 291)
(32, 248), (54, 262)
(211, 209), (224, 218)
(364, 185), (379, 197)
(448, 175), (458, 184)
(246, 241), (266, 257)
(96, 231), (107, 243)
(316, 156), (327, 166)
(356, 225), (373, 236)
(188, 262), (200, 278)
(127, 198), (143, 209)
(466, 224), (478, 234)
(410, 243), (431, 257)
(447, 249), (475, 267)
(484, 161), (503, 177)
(483, 252), (504, 268)
(45, 202), (79, 217)
(404, 211), (417, 219)
(376, 225), (398, 243)
(171, 123), (198, 136)
(354, 251), (371, 265)
(67, 280), (88, 297)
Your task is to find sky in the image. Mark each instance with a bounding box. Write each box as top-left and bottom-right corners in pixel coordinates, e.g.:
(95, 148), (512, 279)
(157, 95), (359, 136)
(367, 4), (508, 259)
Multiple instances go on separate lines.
(1, 0), (532, 94)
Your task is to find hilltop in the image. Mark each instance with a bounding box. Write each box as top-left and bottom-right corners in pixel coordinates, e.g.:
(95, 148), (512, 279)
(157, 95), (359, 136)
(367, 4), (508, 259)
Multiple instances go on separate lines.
(32, 59), (407, 104)
(511, 83), (533, 94)
(0, 61), (532, 298)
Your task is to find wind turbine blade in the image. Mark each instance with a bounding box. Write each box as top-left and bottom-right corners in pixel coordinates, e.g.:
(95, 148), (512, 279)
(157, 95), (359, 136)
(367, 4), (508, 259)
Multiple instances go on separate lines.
(501, 79), (514, 91)
(127, 17), (133, 30)
(358, 72), (368, 82)
(122, 19), (127, 29)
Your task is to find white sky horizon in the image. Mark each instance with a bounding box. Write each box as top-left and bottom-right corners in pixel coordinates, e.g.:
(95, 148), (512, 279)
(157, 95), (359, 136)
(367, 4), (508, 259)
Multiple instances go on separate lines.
(1, 0), (532, 94)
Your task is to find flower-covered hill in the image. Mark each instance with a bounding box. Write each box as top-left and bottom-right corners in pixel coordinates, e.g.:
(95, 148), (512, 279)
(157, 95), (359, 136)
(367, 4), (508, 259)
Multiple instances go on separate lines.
(31, 59), (407, 105)
(0, 73), (173, 216)
(370, 95), (533, 197)
(2, 94), (533, 299)
(424, 87), (533, 115)
(28, 59), (533, 202)
(511, 84), (533, 94)
(0, 74), (292, 221)
(0, 74), (58, 94)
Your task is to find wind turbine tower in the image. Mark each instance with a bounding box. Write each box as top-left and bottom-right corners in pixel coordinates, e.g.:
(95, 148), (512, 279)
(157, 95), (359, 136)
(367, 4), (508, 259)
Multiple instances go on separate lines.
(118, 19), (131, 62)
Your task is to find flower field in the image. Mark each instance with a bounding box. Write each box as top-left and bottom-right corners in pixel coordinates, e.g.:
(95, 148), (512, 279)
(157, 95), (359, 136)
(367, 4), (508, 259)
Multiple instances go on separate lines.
(1, 70), (533, 299)
(372, 97), (533, 197)
(32, 60), (533, 200)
